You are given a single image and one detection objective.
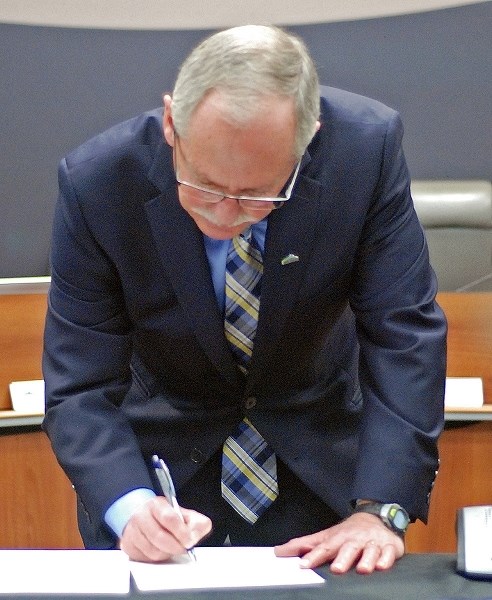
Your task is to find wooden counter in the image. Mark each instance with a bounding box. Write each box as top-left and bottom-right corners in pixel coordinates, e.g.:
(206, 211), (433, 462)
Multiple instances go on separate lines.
(437, 292), (492, 407)
(0, 281), (82, 548)
(406, 292), (492, 552)
(0, 293), (47, 410)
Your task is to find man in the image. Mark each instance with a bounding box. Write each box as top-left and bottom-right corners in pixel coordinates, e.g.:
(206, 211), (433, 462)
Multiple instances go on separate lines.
(43, 25), (446, 574)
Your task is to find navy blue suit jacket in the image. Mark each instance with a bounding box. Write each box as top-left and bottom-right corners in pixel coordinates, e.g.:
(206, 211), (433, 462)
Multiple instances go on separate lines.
(43, 86), (447, 547)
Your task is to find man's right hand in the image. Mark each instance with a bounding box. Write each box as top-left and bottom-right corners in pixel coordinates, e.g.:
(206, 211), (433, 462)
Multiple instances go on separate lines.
(119, 497), (212, 562)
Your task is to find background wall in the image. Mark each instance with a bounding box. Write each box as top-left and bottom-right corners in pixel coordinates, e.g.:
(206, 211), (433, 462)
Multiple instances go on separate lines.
(1, 1), (491, 276)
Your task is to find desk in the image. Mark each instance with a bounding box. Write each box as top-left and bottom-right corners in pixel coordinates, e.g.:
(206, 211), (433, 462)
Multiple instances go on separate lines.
(0, 554), (490, 600)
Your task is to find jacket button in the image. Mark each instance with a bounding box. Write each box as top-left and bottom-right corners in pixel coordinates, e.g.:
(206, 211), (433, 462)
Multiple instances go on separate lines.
(190, 448), (204, 463)
(244, 396), (257, 409)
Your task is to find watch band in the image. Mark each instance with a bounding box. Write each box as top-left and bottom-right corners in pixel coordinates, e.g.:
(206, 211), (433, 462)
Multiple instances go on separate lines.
(353, 501), (410, 536)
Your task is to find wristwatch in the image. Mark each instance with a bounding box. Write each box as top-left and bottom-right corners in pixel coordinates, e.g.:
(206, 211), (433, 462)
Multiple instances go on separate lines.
(353, 502), (410, 536)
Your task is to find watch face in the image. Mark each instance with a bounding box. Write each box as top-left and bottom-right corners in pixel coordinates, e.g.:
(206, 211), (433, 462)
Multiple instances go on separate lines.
(356, 502), (410, 533)
(392, 510), (409, 530)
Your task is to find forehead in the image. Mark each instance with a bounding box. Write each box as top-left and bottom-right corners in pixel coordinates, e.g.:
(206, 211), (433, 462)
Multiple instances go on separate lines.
(179, 92), (297, 186)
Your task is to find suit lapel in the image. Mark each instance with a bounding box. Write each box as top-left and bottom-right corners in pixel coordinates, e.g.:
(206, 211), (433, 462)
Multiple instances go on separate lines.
(145, 147), (242, 386)
(246, 173), (323, 386)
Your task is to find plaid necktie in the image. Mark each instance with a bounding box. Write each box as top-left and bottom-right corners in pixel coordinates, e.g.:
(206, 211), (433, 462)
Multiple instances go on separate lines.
(221, 229), (279, 524)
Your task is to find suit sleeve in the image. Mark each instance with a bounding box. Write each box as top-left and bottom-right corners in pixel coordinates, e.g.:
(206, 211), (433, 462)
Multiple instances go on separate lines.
(42, 158), (155, 534)
(349, 112), (447, 521)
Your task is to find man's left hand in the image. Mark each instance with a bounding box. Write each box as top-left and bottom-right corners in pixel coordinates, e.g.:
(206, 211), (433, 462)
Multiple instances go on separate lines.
(274, 512), (405, 574)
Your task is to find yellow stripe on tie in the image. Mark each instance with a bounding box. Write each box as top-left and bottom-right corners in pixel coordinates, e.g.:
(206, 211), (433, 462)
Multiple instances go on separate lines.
(222, 230), (278, 523)
(221, 483), (258, 524)
(235, 239), (263, 272)
(224, 328), (253, 357)
(223, 442), (278, 500)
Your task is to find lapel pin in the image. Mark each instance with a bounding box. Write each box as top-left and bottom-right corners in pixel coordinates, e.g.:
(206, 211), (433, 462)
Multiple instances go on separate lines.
(281, 253), (300, 265)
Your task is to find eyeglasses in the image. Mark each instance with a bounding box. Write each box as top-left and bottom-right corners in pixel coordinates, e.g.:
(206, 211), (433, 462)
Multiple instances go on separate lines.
(174, 136), (301, 211)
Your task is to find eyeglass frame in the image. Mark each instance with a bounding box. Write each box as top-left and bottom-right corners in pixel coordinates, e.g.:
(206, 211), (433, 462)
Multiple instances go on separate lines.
(173, 133), (302, 210)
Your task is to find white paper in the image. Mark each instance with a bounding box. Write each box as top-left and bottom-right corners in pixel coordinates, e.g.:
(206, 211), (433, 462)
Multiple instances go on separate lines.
(130, 546), (325, 591)
(0, 550), (130, 594)
(9, 379), (45, 414)
(444, 377), (484, 408)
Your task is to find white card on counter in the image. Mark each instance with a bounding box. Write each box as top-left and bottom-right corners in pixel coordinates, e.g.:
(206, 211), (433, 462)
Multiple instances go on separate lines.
(0, 550), (130, 594)
(130, 546), (325, 591)
(445, 377), (483, 408)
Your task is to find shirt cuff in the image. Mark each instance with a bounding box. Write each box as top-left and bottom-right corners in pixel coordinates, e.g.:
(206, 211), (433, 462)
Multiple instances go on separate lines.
(104, 488), (156, 539)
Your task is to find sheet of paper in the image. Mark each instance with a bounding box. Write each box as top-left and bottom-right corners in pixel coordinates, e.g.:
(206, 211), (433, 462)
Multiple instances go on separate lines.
(0, 550), (130, 594)
(445, 377), (484, 408)
(130, 546), (325, 591)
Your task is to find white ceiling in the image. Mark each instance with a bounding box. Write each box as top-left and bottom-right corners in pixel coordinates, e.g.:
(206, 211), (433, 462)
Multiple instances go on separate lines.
(0, 0), (490, 29)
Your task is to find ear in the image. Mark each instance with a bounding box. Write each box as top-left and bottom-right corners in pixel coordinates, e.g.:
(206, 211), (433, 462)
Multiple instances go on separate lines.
(162, 94), (175, 147)
(315, 120), (321, 132)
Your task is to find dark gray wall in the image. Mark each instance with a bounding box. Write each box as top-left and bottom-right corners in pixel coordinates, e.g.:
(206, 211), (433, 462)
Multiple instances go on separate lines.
(1, 3), (491, 276)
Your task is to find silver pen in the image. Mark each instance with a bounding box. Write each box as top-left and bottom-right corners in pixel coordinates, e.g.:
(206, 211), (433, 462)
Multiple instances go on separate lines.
(152, 454), (197, 561)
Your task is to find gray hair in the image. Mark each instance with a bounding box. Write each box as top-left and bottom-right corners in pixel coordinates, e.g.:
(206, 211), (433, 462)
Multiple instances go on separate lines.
(171, 25), (320, 159)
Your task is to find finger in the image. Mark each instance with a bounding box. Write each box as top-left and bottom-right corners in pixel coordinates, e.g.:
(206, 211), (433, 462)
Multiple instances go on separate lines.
(121, 519), (174, 563)
(124, 500), (191, 561)
(328, 542), (365, 574)
(274, 535), (316, 558)
(150, 500), (212, 555)
(375, 543), (398, 571)
(149, 515), (193, 556)
(121, 535), (167, 562)
(355, 540), (382, 574)
(150, 499), (194, 549)
(181, 508), (213, 547)
(296, 543), (340, 570)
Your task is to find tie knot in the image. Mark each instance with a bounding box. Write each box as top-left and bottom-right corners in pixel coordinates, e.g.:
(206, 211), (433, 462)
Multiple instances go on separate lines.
(224, 227), (263, 370)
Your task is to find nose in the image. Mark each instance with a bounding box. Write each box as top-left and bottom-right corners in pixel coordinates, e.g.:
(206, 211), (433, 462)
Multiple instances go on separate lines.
(213, 196), (243, 218)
